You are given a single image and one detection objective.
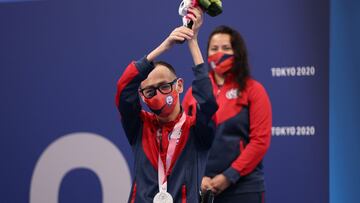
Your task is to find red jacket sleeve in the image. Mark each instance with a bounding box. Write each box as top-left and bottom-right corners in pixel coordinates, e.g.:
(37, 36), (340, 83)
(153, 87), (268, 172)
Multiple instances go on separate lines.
(229, 80), (272, 177)
(115, 57), (154, 145)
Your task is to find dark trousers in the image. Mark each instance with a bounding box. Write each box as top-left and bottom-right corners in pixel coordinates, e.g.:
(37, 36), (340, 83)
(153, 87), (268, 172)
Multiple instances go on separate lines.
(213, 192), (265, 203)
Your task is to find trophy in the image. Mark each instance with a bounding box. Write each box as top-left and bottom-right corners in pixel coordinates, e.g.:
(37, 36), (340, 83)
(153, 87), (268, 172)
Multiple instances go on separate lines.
(178, 0), (223, 28)
(201, 189), (215, 203)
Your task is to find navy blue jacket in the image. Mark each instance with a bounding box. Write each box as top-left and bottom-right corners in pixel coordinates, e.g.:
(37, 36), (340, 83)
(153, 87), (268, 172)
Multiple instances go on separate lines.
(116, 57), (218, 203)
(183, 72), (272, 196)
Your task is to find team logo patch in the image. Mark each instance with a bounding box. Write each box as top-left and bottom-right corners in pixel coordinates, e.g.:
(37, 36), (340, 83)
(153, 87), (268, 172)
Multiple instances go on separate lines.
(169, 129), (182, 143)
(166, 96), (174, 105)
(226, 88), (239, 99)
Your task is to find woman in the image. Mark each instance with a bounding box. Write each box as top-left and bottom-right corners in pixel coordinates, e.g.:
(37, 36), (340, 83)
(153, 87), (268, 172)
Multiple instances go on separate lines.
(183, 25), (272, 202)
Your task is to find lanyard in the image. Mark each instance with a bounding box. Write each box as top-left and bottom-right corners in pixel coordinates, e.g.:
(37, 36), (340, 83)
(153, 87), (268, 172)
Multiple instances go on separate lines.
(157, 112), (186, 193)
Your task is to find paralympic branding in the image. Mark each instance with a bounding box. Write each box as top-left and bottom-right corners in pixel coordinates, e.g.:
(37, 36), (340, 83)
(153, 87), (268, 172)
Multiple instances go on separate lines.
(30, 132), (132, 203)
(272, 126), (316, 136)
(271, 66), (316, 77)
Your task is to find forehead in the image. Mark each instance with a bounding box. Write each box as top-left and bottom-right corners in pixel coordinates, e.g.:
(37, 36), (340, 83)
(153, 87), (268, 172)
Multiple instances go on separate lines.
(141, 65), (176, 88)
(209, 33), (231, 46)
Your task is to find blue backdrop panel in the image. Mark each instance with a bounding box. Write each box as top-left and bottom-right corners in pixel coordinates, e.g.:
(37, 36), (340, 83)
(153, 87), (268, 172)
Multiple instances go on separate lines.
(330, 0), (360, 203)
(0, 0), (329, 202)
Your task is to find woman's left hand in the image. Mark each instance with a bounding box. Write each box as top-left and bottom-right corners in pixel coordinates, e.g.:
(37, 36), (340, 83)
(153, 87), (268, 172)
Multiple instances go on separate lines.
(210, 173), (231, 195)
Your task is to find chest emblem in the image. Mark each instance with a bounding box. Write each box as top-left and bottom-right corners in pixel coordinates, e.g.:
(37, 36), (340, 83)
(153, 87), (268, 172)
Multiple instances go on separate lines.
(225, 88), (239, 99)
(166, 95), (174, 105)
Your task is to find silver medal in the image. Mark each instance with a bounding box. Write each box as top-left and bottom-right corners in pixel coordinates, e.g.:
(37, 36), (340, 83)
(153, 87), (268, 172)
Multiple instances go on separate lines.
(153, 191), (173, 203)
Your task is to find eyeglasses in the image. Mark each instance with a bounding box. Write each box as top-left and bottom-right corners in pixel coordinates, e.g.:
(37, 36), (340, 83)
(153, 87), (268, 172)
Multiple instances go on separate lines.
(139, 78), (178, 99)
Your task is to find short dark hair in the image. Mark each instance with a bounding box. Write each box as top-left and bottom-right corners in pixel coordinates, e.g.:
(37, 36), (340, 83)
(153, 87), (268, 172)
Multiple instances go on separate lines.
(207, 25), (250, 92)
(154, 61), (177, 76)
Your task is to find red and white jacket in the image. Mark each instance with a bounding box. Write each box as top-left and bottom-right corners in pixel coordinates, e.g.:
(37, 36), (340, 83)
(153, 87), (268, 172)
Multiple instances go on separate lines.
(116, 57), (218, 202)
(183, 71), (272, 195)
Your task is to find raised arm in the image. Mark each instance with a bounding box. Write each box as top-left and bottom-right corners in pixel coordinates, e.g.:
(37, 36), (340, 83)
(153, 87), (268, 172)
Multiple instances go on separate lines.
(115, 57), (154, 145)
(187, 7), (205, 65)
(186, 7), (218, 149)
(116, 26), (195, 145)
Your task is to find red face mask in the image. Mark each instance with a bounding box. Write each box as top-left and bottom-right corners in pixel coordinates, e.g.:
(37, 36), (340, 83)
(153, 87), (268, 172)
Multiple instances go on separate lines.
(142, 86), (179, 117)
(208, 52), (235, 75)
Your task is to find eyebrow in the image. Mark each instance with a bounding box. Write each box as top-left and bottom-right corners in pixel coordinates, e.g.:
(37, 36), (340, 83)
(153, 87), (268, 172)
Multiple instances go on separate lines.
(141, 79), (175, 89)
(210, 44), (231, 47)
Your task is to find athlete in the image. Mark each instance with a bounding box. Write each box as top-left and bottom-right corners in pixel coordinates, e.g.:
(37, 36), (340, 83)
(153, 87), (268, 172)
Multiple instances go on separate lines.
(115, 7), (217, 203)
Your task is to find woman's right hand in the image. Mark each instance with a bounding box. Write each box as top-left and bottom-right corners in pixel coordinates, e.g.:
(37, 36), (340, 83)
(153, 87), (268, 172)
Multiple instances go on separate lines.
(201, 176), (213, 193)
